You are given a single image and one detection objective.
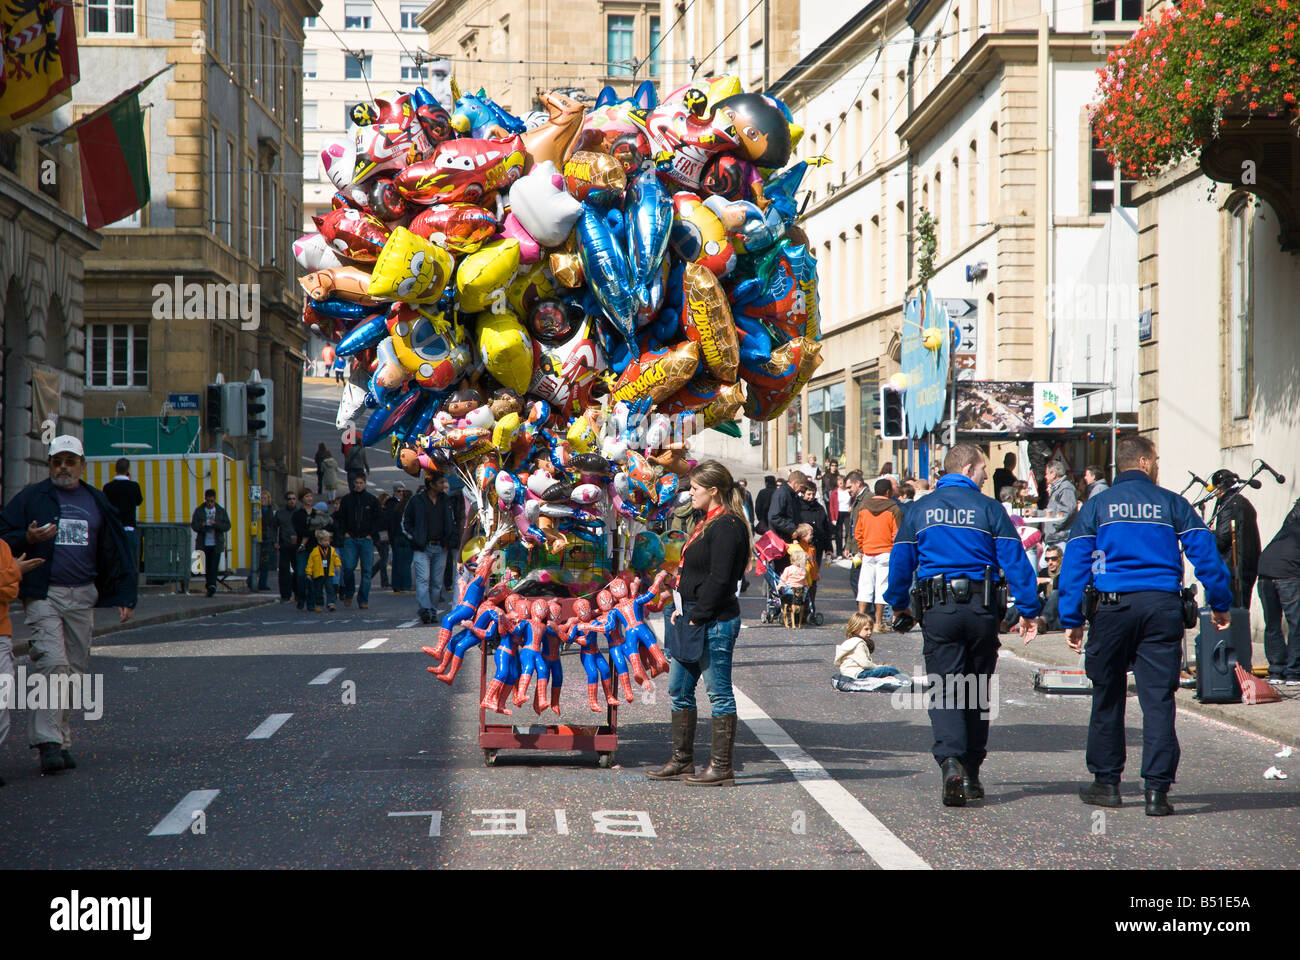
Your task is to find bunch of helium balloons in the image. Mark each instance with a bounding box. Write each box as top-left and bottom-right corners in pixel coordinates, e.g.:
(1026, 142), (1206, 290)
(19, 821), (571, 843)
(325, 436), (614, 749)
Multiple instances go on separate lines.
(296, 67), (823, 583)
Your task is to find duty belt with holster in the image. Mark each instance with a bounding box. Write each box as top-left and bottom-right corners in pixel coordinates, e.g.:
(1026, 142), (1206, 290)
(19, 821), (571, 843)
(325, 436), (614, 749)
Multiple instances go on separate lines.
(911, 566), (1008, 622)
(1083, 584), (1200, 629)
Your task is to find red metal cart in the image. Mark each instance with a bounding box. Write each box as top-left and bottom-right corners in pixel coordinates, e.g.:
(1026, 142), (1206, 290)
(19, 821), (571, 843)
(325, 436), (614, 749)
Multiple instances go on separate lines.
(477, 594), (619, 767)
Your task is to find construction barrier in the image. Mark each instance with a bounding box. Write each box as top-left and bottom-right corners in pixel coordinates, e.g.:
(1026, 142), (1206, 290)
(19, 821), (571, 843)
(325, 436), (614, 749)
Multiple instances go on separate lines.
(86, 454), (251, 572)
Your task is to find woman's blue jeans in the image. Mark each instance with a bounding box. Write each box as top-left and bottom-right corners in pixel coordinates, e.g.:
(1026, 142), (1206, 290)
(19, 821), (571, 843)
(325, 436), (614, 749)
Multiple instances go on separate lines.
(668, 615), (741, 716)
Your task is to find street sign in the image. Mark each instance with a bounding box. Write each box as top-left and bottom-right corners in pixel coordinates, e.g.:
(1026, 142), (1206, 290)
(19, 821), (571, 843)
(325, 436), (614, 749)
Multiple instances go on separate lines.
(954, 354), (977, 380)
(1139, 309), (1152, 342)
(168, 393), (201, 412)
(940, 298), (979, 358)
(1033, 382), (1074, 429)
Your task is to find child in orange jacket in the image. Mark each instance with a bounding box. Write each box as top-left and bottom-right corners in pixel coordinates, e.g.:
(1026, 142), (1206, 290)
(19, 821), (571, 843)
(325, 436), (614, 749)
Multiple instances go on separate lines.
(1, 538), (44, 783)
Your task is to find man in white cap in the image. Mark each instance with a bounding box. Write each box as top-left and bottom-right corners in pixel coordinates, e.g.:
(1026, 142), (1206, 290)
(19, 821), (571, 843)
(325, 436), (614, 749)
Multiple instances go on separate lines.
(0, 435), (137, 774)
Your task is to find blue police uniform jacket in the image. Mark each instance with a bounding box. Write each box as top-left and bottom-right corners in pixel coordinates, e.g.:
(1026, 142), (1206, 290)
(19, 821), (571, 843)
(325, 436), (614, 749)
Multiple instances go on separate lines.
(1056, 469), (1232, 629)
(885, 473), (1041, 618)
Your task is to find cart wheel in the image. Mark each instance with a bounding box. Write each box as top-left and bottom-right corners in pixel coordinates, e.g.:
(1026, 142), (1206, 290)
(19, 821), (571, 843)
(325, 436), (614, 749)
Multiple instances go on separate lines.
(483, 749), (498, 766)
(597, 752), (613, 768)
(813, 612), (824, 626)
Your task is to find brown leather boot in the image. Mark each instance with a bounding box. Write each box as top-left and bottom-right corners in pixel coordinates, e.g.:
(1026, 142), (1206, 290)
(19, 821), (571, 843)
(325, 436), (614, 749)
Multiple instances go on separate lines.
(685, 714), (737, 786)
(646, 710), (697, 780)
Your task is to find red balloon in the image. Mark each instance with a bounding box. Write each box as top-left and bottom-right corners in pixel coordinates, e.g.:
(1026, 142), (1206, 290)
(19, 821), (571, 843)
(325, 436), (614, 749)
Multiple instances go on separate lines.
(321, 345), (336, 365)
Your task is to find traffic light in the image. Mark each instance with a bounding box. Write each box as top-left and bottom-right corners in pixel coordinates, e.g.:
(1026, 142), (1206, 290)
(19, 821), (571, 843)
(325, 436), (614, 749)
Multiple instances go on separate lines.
(245, 380), (274, 441)
(880, 386), (907, 440)
(205, 384), (224, 433)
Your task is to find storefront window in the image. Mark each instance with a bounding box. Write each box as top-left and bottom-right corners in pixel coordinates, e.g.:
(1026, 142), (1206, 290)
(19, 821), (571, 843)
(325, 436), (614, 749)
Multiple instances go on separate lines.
(808, 382), (846, 465)
(857, 372), (879, 474)
(786, 395), (802, 465)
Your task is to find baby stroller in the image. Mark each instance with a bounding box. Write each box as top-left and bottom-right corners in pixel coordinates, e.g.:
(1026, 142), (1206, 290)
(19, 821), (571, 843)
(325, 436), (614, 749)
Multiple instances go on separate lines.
(753, 532), (824, 627)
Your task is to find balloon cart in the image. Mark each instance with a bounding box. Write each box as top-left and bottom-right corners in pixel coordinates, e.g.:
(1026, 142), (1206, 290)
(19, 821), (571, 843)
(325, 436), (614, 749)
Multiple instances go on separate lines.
(477, 593), (620, 768)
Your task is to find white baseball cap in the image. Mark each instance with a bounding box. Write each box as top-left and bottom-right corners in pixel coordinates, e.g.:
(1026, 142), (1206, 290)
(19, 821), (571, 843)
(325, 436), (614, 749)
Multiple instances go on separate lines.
(49, 435), (85, 458)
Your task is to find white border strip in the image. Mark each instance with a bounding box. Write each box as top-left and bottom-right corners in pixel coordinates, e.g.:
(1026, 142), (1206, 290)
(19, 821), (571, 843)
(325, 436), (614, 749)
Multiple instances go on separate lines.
(246, 713), (293, 739)
(148, 789), (220, 836)
(733, 685), (930, 870)
(309, 668), (345, 686)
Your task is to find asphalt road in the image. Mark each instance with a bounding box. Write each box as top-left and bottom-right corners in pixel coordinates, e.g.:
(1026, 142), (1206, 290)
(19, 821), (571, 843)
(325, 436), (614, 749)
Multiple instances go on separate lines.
(1, 568), (1295, 870)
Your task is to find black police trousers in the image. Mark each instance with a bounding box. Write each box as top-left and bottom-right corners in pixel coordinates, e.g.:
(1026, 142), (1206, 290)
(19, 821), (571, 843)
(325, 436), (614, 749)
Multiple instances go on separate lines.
(1083, 590), (1183, 791)
(921, 598), (1000, 770)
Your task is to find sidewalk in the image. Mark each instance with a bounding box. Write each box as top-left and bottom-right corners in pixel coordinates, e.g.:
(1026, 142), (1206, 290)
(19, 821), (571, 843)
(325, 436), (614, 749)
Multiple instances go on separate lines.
(7, 582), (279, 645)
(1008, 626), (1299, 747)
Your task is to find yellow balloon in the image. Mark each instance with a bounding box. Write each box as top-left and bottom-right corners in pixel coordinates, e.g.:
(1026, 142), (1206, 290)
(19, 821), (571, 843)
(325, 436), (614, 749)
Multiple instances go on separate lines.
(889, 372), (908, 389)
(492, 411), (522, 452)
(922, 325), (944, 351)
(367, 227), (453, 303)
(456, 238), (521, 313)
(461, 537), (486, 563)
(566, 412), (600, 454)
(507, 261), (557, 316)
(475, 309), (534, 395)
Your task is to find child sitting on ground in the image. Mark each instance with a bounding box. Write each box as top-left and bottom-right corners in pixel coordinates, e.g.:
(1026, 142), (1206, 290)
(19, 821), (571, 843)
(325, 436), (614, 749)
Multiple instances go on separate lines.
(835, 613), (905, 679)
(306, 528), (342, 612)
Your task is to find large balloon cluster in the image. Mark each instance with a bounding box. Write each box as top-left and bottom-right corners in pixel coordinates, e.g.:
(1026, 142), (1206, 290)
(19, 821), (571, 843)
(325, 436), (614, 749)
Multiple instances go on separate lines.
(297, 71), (823, 599)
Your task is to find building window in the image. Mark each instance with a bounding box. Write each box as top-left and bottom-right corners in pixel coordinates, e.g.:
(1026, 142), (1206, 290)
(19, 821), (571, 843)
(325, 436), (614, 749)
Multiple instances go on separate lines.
(86, 0), (135, 35)
(808, 382), (846, 464)
(607, 15), (634, 76)
(648, 15), (661, 77)
(244, 159), (252, 254)
(345, 54), (372, 80)
(209, 127), (219, 237)
(1089, 123), (1135, 212)
(858, 371), (880, 471)
(225, 139), (234, 245)
(305, 15), (317, 27)
(88, 323), (148, 388)
(1093, 0), (1141, 22)
(344, 1), (372, 29)
(304, 102), (319, 130)
(1227, 199), (1253, 420)
(400, 2), (422, 29)
(400, 55), (422, 81)
(304, 50), (316, 79)
(304, 154), (319, 181)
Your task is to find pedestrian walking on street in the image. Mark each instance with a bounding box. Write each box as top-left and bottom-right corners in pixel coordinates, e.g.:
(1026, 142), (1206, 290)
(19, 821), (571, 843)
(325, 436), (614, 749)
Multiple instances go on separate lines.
(319, 452), (340, 503)
(403, 473), (457, 623)
(190, 488), (232, 597)
(648, 460), (750, 787)
(0, 435), (137, 776)
(387, 484), (414, 593)
(0, 537), (45, 786)
(313, 442), (330, 495)
(1058, 435), (1232, 817)
(343, 440), (369, 481)
(374, 492), (392, 589)
(273, 490), (300, 602)
(306, 529), (342, 612)
(249, 488), (275, 592)
(753, 475), (776, 535)
(102, 457), (143, 575)
(885, 443), (1041, 808)
(854, 478), (902, 627)
(1042, 460), (1078, 552)
(292, 489), (314, 609)
(1258, 498), (1300, 685)
(336, 473), (382, 609)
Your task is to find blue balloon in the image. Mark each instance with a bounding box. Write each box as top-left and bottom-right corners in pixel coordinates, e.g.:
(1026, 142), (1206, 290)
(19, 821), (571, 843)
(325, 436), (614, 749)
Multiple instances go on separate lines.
(396, 392), (439, 442)
(335, 312), (389, 357)
(311, 296), (371, 320)
(363, 387), (423, 446)
(576, 205), (637, 352)
(626, 169), (673, 299)
(763, 162), (808, 227)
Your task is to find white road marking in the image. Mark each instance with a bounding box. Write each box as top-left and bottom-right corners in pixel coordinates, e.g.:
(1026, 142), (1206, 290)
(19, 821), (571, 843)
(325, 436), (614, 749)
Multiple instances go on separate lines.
(149, 790), (219, 836)
(732, 685), (930, 870)
(397, 619), (421, 629)
(359, 637), (388, 650)
(555, 809), (569, 835)
(246, 713), (293, 739)
(389, 811), (441, 836)
(302, 415), (339, 426)
(309, 668), (345, 686)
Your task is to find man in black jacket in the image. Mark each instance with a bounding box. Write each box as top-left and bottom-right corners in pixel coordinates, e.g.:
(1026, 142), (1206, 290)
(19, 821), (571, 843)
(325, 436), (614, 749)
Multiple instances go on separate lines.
(272, 489), (301, 602)
(1258, 498), (1300, 685)
(1210, 470), (1261, 608)
(753, 476), (777, 535)
(190, 488), (232, 597)
(766, 471), (803, 542)
(402, 473), (457, 623)
(102, 457), (143, 573)
(387, 485), (414, 593)
(0, 435), (137, 774)
(292, 489), (313, 610)
(336, 472), (382, 609)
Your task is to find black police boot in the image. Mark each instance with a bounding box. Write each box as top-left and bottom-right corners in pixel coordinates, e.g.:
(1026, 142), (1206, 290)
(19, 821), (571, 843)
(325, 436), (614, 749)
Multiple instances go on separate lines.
(962, 763), (984, 800)
(940, 758), (967, 807)
(60, 749), (76, 770)
(1079, 779), (1122, 807)
(1144, 789), (1174, 817)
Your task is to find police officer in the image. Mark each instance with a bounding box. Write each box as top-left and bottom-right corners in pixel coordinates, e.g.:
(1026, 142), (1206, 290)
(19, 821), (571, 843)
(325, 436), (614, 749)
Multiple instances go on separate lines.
(886, 443), (1041, 807)
(1058, 435), (1231, 817)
